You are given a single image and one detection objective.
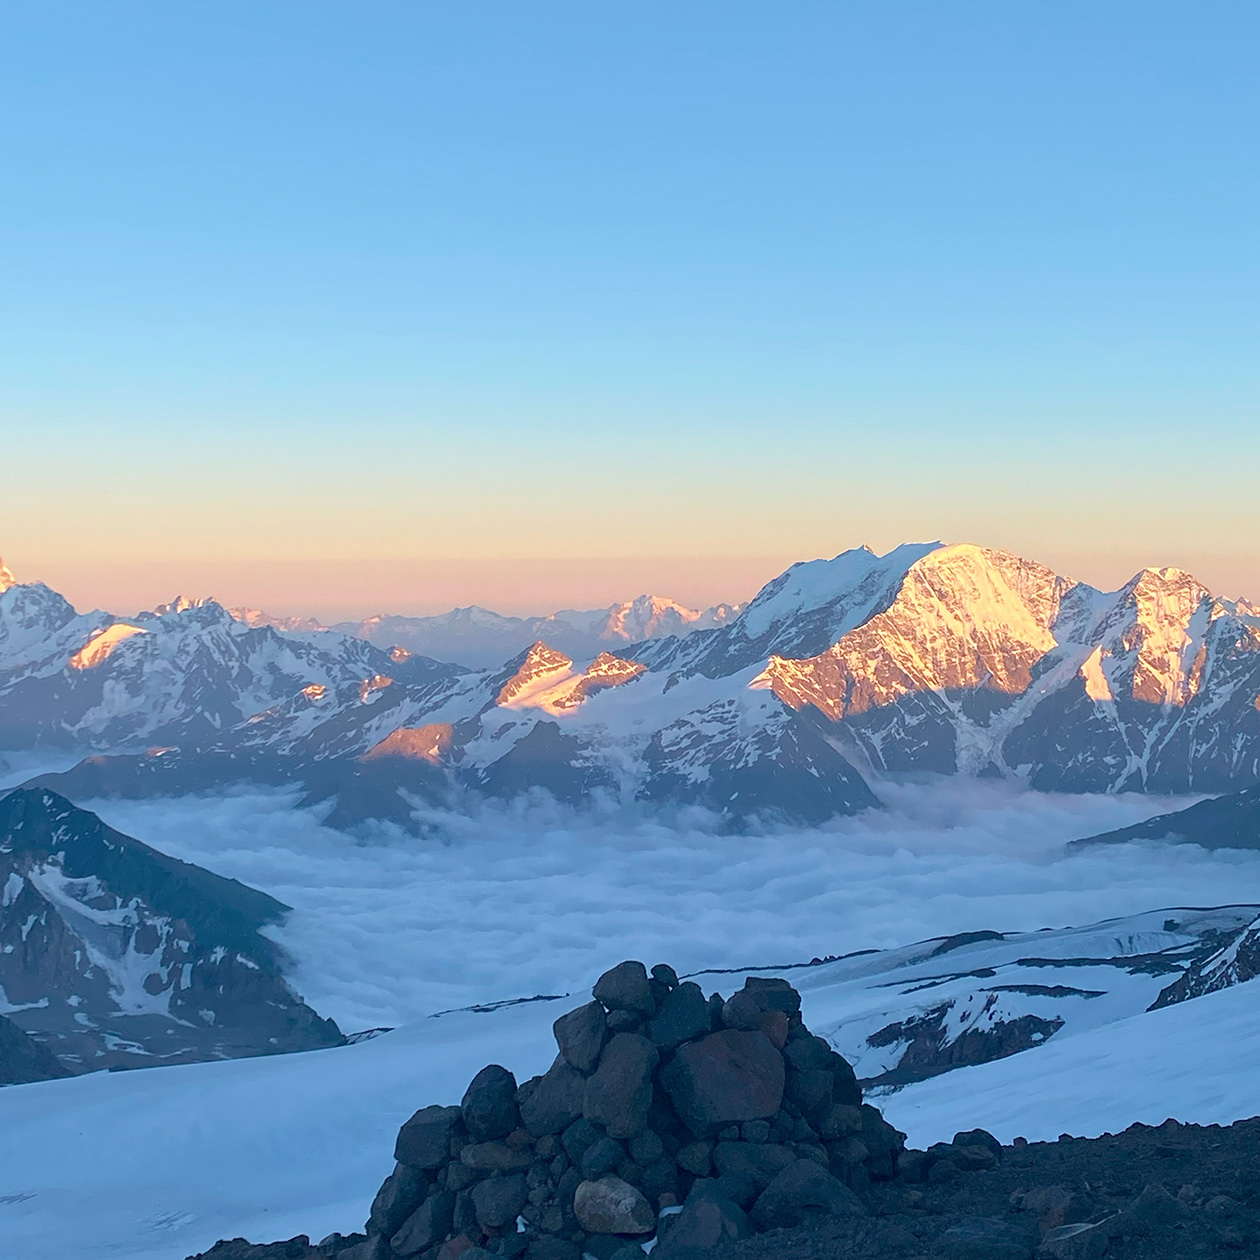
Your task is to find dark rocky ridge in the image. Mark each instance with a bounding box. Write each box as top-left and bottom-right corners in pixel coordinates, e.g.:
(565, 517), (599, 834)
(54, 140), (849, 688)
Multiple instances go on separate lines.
(0, 788), (343, 1072)
(1072, 786), (1260, 852)
(185, 965), (1260, 1260)
(0, 1009), (69, 1084)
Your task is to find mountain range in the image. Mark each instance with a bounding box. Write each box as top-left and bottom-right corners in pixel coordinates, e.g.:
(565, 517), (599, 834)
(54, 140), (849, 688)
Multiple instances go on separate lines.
(227, 594), (742, 668)
(5, 541), (1260, 828)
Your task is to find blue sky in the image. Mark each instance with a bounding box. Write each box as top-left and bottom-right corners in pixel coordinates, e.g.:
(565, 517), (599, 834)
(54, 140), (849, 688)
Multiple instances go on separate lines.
(2, 2), (1257, 616)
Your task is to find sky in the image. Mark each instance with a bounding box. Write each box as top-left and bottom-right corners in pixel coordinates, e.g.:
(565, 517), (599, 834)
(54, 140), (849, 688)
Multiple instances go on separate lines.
(2, 2), (1257, 619)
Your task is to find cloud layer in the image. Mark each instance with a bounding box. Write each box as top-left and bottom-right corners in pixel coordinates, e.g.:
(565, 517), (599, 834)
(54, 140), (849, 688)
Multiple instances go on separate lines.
(85, 781), (1260, 1032)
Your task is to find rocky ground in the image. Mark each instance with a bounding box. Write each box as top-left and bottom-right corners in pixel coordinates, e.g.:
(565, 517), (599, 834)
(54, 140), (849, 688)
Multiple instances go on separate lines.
(188, 963), (1260, 1260)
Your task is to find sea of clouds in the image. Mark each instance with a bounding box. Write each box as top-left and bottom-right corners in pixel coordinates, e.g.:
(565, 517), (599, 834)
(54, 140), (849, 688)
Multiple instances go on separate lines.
(76, 780), (1260, 1033)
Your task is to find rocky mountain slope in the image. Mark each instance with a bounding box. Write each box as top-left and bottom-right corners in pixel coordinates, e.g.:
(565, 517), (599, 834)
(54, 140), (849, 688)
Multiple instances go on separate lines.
(6, 543), (1260, 828)
(0, 787), (342, 1072)
(1073, 785), (1260, 851)
(0, 1010), (69, 1085)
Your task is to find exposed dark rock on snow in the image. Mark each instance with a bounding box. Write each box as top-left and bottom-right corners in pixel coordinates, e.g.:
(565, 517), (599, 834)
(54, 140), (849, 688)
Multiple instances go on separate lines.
(185, 966), (1260, 1260)
(862, 1002), (1065, 1089)
(0, 788), (342, 1072)
(1152, 913), (1260, 1008)
(1073, 786), (1260, 852)
(0, 1010), (69, 1084)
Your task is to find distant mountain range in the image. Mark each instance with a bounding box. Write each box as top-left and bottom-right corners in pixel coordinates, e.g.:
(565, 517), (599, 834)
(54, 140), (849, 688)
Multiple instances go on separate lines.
(5, 541), (1260, 828)
(230, 594), (744, 668)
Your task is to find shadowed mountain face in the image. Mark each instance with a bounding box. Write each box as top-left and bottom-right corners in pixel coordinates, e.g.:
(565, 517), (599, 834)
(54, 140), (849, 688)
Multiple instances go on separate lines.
(1073, 785), (1260, 851)
(0, 1011), (69, 1085)
(0, 789), (342, 1073)
(5, 543), (1260, 829)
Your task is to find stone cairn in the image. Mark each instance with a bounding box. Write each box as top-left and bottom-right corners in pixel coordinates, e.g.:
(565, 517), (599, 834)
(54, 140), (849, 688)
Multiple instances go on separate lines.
(195, 961), (907, 1260)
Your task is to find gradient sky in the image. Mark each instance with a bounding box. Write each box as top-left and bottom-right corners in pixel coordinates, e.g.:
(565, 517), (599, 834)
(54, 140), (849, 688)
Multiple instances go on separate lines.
(2, 2), (1258, 619)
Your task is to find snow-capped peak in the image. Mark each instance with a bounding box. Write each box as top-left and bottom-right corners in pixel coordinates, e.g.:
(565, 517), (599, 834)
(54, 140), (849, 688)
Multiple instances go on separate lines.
(0, 556), (15, 593)
(737, 542), (943, 642)
(154, 595), (216, 617)
(495, 642), (575, 707)
(598, 594), (740, 643)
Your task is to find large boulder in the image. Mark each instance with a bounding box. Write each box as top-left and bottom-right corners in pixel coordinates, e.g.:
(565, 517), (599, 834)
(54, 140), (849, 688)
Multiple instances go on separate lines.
(471, 1174), (528, 1230)
(554, 1001), (608, 1074)
(366, 1163), (429, 1236)
(647, 982), (710, 1051)
(712, 1141), (796, 1191)
(661, 1030), (785, 1135)
(461, 1064), (519, 1142)
(658, 1195), (751, 1254)
(742, 977), (801, 1017)
(584, 1033), (659, 1139)
(519, 1056), (586, 1136)
(749, 1159), (866, 1231)
(396, 1106), (462, 1170)
(391, 1190), (455, 1256)
(573, 1177), (655, 1235)
(592, 961), (655, 1015)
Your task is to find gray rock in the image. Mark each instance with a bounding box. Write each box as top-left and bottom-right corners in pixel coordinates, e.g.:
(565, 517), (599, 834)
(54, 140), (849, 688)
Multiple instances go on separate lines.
(461, 1064), (520, 1142)
(519, 1056), (586, 1137)
(647, 982), (710, 1051)
(584, 1033), (659, 1140)
(1039, 1221), (1109, 1260)
(572, 1176), (655, 1235)
(471, 1173), (528, 1230)
(606, 1010), (643, 1034)
(742, 978), (801, 1016)
(713, 1141), (796, 1191)
(831, 1053), (862, 1107)
(447, 1161), (478, 1191)
(525, 1239), (581, 1260)
(954, 1127), (1002, 1156)
(816, 1103), (864, 1141)
(580, 1135), (624, 1179)
(740, 1120), (770, 1145)
(336, 1237), (391, 1260)
(629, 1129), (665, 1166)
(661, 1030), (785, 1135)
(592, 961), (655, 1015)
(750, 1159), (867, 1231)
(561, 1116), (602, 1163)
(783, 1033), (834, 1074)
(786, 1068), (832, 1115)
(675, 1141), (713, 1177)
(391, 1190), (455, 1256)
(651, 963), (679, 990)
(1126, 1182), (1190, 1234)
(693, 1176), (758, 1215)
(366, 1163), (428, 1236)
(720, 990), (763, 1031)
(395, 1106), (462, 1170)
(659, 1194), (751, 1254)
(937, 1215), (1032, 1260)
(460, 1140), (533, 1172)
(553, 1001), (608, 1075)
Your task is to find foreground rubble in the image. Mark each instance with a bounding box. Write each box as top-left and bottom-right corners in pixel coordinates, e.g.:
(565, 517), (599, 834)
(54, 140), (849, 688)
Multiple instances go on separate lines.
(188, 962), (1260, 1260)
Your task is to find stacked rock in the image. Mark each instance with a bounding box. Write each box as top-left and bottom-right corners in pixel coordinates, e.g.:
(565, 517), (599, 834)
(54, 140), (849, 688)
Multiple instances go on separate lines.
(354, 961), (905, 1260)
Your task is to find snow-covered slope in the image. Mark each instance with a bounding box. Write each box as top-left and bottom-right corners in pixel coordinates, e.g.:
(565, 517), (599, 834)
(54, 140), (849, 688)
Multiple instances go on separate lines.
(2, 904), (1259, 1260)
